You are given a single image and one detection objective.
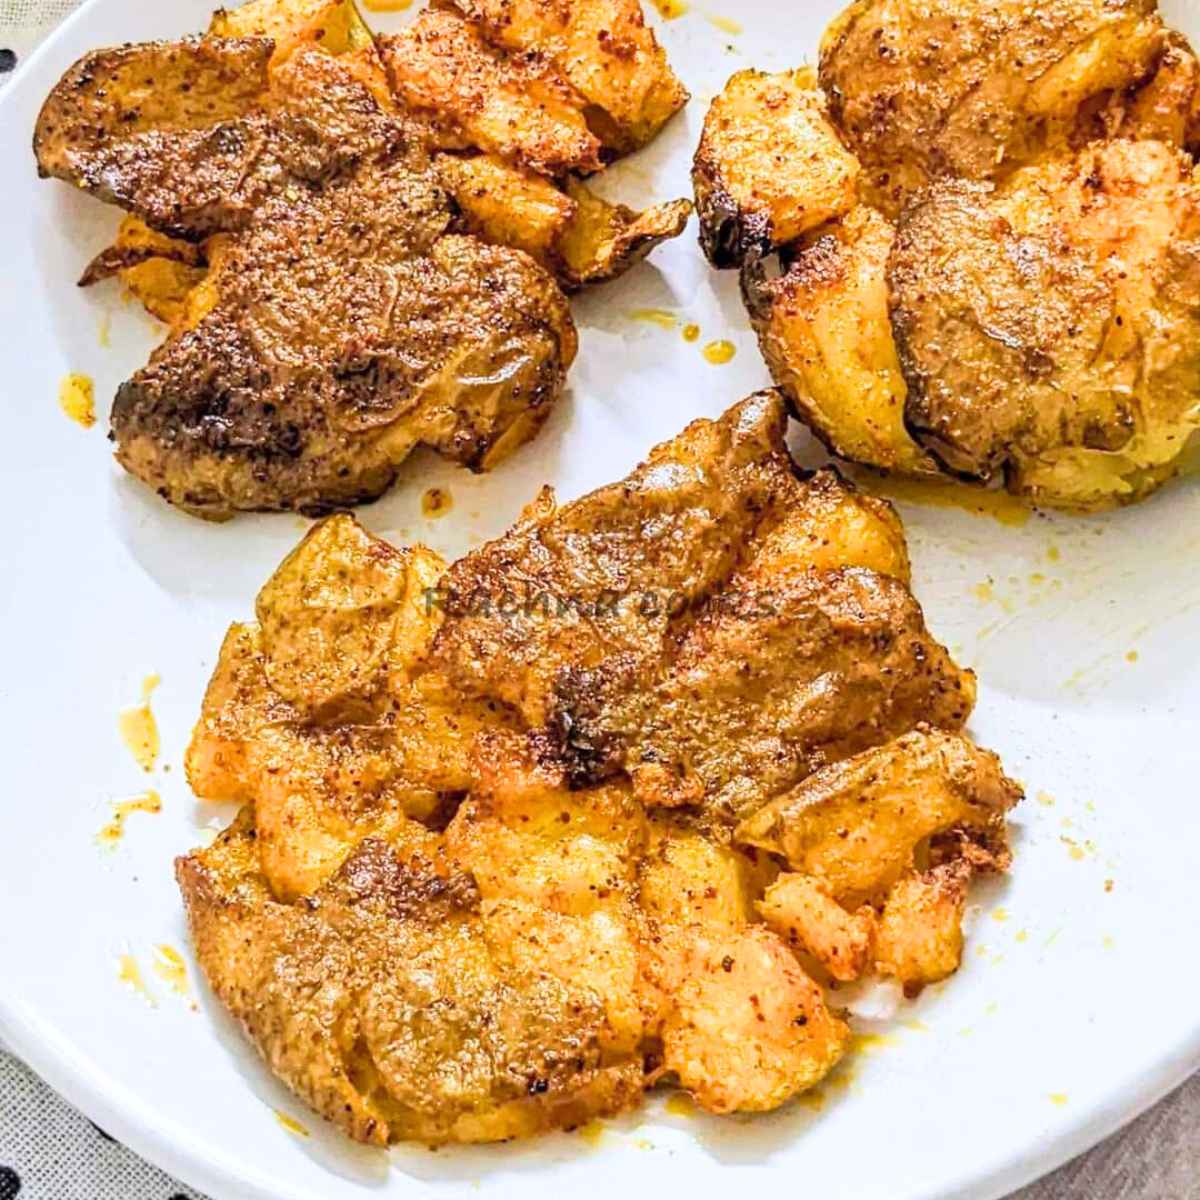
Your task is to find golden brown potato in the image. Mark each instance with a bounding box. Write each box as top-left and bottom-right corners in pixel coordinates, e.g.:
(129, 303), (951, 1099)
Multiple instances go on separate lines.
(380, 9), (603, 177)
(874, 864), (970, 992)
(890, 138), (1200, 508)
(180, 395), (1020, 1143)
(253, 514), (424, 721)
(819, 0), (1169, 215)
(653, 925), (850, 1113)
(439, 154), (691, 288)
(209, 0), (394, 106)
(693, 68), (860, 267)
(79, 215), (210, 326)
(209, 0), (374, 60)
(179, 816), (645, 1145)
(439, 153), (576, 263)
(1117, 33), (1200, 152)
(556, 177), (691, 289)
(736, 729), (1021, 903)
(743, 203), (938, 476)
(449, 0), (688, 152)
(757, 872), (875, 983)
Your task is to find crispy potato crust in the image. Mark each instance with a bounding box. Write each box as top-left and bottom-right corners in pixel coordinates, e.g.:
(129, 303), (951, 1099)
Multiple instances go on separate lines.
(694, 68), (859, 267)
(180, 394), (1020, 1143)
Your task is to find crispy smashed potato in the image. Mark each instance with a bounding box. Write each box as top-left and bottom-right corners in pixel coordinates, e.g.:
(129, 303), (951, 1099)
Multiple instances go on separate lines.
(758, 873), (875, 983)
(41, 0), (688, 515)
(694, 68), (859, 267)
(891, 139), (1200, 506)
(209, 0), (373, 59)
(79, 215), (209, 327)
(450, 0), (688, 152)
(820, 0), (1167, 215)
(380, 8), (603, 177)
(743, 204), (937, 476)
(874, 864), (971, 992)
(440, 154), (691, 289)
(180, 393), (1021, 1143)
(736, 729), (1019, 901)
(694, 0), (1200, 509)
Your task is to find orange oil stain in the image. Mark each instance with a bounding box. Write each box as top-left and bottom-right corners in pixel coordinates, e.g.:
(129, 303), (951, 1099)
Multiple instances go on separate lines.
(422, 487), (453, 518)
(630, 307), (678, 330)
(274, 1110), (310, 1137)
(860, 474), (1033, 527)
(118, 674), (161, 772)
(97, 790), (161, 848)
(702, 339), (736, 365)
(59, 374), (96, 428)
(117, 954), (157, 1007)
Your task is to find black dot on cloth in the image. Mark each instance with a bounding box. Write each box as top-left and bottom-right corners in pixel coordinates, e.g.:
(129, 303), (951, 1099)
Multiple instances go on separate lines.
(0, 49), (17, 73)
(0, 1165), (21, 1200)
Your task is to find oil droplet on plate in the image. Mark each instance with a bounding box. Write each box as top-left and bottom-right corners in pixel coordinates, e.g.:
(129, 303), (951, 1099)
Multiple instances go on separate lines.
(681, 323), (700, 343)
(98, 312), (112, 349)
(119, 674), (160, 772)
(856, 474), (1033, 527)
(1125, 649), (1139, 663)
(59, 374), (96, 428)
(664, 1092), (695, 1117)
(650, 0), (689, 17)
(422, 487), (453, 518)
(275, 1110), (310, 1137)
(97, 790), (162, 848)
(1048, 1093), (1069, 1107)
(578, 1119), (606, 1146)
(152, 944), (189, 996)
(991, 907), (1009, 923)
(117, 954), (157, 1007)
(849, 1032), (896, 1055)
(702, 339), (736, 365)
(630, 307), (678, 330)
(706, 12), (743, 33)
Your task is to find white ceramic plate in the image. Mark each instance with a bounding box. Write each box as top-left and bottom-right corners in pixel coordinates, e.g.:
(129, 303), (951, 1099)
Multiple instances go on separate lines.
(3, 2), (1199, 1198)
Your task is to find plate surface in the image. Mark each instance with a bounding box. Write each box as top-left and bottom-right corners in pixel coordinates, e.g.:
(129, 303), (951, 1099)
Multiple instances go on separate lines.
(2, 2), (1199, 1198)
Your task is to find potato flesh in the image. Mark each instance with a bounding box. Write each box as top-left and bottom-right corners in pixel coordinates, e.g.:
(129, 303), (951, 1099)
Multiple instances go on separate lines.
(381, 9), (602, 177)
(440, 154), (692, 289)
(748, 204), (937, 475)
(874, 865), (969, 990)
(735, 729), (1019, 902)
(694, 68), (859, 265)
(758, 872), (875, 982)
(450, 0), (688, 151)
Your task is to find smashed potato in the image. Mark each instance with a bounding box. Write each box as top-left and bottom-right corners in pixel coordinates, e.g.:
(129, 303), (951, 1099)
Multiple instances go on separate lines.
(694, 68), (859, 267)
(743, 204), (937, 476)
(694, 0), (1200, 509)
(180, 394), (1022, 1143)
(441, 154), (691, 289)
(450, 0), (688, 152)
(380, 8), (603, 177)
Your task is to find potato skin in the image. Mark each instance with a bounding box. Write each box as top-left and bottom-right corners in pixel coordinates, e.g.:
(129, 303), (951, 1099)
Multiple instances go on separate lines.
(820, 0), (1167, 215)
(889, 138), (1200, 506)
(743, 204), (938, 475)
(448, 0), (688, 152)
(693, 68), (859, 268)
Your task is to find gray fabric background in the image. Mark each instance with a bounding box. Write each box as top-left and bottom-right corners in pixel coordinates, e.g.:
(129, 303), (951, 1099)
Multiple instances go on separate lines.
(0, 2), (1195, 1197)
